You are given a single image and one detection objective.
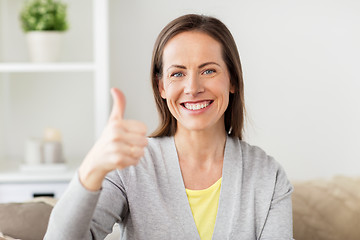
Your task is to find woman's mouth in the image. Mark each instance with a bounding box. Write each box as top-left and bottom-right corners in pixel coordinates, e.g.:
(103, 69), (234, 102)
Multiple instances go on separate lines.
(181, 100), (213, 110)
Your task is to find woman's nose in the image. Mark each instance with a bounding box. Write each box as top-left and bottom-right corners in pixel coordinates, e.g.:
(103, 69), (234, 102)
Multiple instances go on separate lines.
(184, 73), (204, 95)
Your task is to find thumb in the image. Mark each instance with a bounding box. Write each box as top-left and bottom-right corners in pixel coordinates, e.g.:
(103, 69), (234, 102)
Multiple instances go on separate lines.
(109, 88), (126, 121)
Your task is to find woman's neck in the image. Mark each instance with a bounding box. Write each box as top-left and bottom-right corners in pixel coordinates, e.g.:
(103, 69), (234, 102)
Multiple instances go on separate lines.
(174, 125), (227, 168)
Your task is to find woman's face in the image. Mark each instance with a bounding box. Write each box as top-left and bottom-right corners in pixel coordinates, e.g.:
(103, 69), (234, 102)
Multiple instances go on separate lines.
(159, 31), (234, 133)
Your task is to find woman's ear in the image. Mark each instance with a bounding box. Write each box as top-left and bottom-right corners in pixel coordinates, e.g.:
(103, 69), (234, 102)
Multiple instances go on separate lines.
(158, 78), (166, 99)
(230, 83), (235, 94)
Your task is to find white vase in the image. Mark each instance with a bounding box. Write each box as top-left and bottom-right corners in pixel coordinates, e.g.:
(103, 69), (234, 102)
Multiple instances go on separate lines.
(26, 31), (64, 62)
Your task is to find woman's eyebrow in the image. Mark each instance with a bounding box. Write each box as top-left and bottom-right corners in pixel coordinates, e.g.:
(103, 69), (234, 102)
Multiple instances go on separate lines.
(167, 65), (187, 71)
(167, 62), (220, 71)
(198, 62), (220, 69)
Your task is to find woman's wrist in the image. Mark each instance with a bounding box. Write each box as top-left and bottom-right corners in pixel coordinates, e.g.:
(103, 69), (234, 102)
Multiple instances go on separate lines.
(78, 160), (107, 192)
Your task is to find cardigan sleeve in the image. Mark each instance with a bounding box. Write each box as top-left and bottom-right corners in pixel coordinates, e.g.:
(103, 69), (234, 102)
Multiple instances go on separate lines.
(90, 170), (129, 237)
(259, 164), (294, 240)
(44, 170), (128, 240)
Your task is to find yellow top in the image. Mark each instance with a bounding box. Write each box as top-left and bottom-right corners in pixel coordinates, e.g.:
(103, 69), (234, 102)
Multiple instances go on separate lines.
(185, 178), (222, 240)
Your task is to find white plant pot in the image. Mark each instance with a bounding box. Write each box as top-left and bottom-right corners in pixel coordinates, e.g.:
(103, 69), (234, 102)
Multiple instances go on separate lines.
(26, 31), (64, 62)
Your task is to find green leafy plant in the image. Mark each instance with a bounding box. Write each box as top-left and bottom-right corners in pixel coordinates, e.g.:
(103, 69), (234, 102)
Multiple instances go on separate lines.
(20, 0), (69, 32)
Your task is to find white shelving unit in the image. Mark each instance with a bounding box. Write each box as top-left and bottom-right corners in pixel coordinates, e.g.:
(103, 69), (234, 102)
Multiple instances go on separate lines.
(0, 0), (109, 202)
(0, 63), (95, 72)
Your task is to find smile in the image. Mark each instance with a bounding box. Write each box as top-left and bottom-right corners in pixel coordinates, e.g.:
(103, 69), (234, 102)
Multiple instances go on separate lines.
(182, 100), (213, 110)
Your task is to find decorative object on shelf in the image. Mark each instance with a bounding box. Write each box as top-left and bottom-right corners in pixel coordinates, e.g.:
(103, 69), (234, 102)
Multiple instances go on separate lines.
(22, 127), (65, 172)
(42, 127), (64, 164)
(19, 0), (69, 62)
(24, 138), (43, 165)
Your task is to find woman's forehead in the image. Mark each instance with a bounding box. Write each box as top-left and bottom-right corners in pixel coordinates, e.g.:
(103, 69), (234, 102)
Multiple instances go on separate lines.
(162, 31), (224, 67)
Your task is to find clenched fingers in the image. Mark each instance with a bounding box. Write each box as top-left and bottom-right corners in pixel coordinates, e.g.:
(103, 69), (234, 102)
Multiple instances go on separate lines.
(121, 120), (147, 135)
(106, 142), (145, 159)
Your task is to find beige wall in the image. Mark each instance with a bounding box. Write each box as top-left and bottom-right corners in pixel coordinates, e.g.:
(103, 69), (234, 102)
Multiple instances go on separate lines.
(1, 0), (359, 180)
(109, 0), (360, 180)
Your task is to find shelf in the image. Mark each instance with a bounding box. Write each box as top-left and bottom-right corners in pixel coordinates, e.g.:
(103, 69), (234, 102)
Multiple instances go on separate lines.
(0, 62), (95, 73)
(0, 171), (75, 183)
(0, 160), (77, 183)
(0, 0), (109, 188)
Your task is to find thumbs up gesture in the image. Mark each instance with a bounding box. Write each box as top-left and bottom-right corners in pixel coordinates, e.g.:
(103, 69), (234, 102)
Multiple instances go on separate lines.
(79, 88), (148, 191)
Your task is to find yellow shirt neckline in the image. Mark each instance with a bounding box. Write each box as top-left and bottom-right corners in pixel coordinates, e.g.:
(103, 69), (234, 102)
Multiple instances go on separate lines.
(185, 177), (222, 194)
(185, 177), (222, 240)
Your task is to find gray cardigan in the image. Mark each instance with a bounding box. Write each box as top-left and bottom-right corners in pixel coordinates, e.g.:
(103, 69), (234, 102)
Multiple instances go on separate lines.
(45, 136), (294, 240)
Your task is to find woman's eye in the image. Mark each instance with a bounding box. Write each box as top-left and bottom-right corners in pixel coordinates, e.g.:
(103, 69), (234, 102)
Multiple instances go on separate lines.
(171, 72), (184, 78)
(203, 69), (215, 75)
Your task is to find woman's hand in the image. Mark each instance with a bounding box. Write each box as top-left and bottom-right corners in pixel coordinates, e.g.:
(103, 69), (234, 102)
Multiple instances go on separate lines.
(79, 88), (148, 191)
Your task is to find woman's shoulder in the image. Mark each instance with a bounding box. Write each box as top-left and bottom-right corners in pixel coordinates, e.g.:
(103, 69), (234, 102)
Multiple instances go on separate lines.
(227, 137), (275, 162)
(145, 136), (174, 154)
(228, 137), (293, 195)
(114, 137), (174, 185)
(147, 136), (172, 144)
(127, 136), (175, 170)
(227, 137), (286, 178)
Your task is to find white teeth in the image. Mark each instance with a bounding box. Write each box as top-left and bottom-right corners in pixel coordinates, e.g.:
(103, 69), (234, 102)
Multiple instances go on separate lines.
(184, 102), (210, 110)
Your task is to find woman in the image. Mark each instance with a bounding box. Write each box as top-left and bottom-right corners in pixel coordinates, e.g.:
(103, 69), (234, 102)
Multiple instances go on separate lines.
(45, 14), (293, 240)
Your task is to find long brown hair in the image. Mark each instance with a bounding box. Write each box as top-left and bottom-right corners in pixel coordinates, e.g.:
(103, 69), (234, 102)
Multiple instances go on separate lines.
(150, 14), (245, 139)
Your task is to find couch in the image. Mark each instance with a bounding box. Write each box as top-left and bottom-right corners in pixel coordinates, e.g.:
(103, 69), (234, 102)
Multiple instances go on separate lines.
(1, 176), (359, 240)
(292, 175), (360, 240)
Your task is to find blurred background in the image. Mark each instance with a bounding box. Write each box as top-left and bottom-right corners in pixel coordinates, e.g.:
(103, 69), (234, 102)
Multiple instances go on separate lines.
(1, 0), (359, 183)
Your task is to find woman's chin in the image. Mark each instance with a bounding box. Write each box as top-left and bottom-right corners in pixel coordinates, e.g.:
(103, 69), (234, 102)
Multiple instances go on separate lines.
(177, 120), (222, 133)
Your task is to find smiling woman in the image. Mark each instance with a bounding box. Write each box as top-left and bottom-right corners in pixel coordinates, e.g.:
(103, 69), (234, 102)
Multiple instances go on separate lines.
(158, 31), (234, 134)
(151, 15), (244, 138)
(44, 14), (294, 240)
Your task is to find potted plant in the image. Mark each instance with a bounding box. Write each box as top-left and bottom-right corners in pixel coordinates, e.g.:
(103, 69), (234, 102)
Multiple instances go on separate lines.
(20, 0), (69, 62)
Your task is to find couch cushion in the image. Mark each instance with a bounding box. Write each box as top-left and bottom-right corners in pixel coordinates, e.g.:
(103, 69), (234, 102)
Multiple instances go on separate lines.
(0, 199), (53, 240)
(0, 232), (20, 240)
(292, 176), (360, 240)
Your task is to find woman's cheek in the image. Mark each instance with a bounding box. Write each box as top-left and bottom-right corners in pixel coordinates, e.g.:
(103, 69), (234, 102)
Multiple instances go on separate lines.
(167, 82), (182, 96)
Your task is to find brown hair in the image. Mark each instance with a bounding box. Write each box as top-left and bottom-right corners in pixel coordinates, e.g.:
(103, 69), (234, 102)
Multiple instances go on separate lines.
(150, 14), (245, 139)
